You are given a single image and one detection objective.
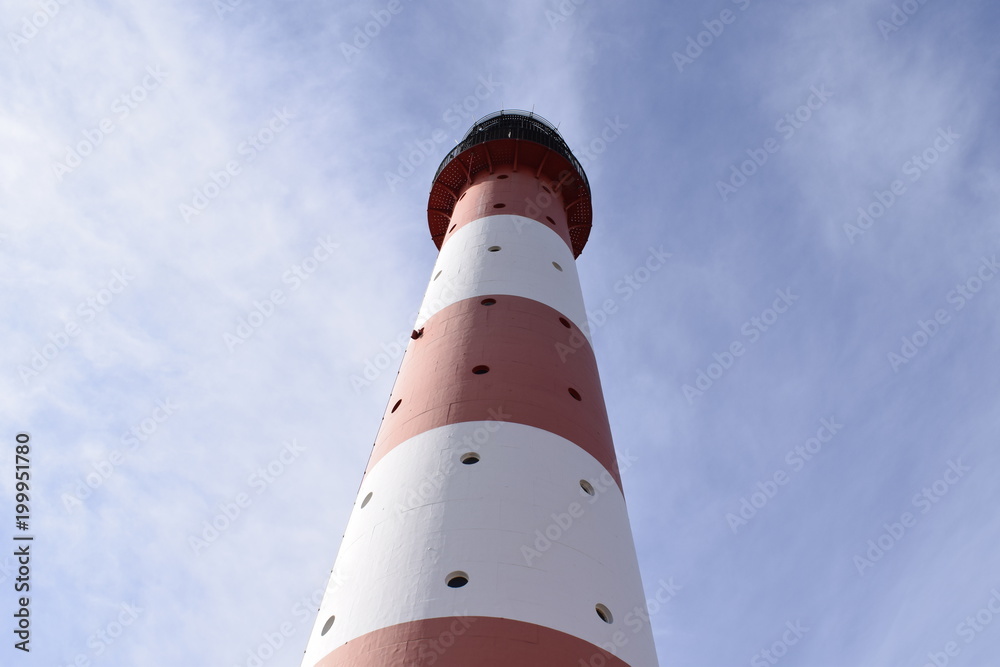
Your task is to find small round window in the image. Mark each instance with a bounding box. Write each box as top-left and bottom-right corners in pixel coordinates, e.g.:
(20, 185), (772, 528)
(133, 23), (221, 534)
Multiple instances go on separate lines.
(446, 572), (469, 588)
(596, 604), (613, 624)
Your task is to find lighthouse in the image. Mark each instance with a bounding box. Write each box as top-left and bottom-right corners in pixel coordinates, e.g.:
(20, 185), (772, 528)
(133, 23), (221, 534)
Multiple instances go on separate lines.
(302, 110), (659, 666)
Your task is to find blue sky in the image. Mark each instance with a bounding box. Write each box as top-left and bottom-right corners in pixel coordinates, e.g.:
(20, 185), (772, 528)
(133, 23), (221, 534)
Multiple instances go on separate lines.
(2, 0), (999, 665)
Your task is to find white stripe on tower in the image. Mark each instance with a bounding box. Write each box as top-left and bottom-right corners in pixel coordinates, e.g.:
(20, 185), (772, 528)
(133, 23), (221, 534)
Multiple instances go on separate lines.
(415, 214), (593, 344)
(301, 111), (659, 666)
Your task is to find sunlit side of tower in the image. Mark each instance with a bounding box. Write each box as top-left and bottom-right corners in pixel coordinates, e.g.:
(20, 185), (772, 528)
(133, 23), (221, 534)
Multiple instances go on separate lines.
(302, 110), (658, 666)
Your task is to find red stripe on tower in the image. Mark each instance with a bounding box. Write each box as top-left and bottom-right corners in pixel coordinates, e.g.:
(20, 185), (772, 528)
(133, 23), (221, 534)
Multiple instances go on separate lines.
(302, 111), (659, 667)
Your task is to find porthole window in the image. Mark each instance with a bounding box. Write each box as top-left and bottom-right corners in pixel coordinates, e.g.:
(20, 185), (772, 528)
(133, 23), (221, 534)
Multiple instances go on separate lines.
(361, 492), (373, 508)
(391, 399), (402, 413)
(580, 480), (595, 496)
(446, 572), (469, 588)
(542, 185), (551, 194)
(545, 216), (555, 225)
(461, 452), (480, 465)
(595, 604), (613, 624)
(493, 203), (506, 209)
(433, 270), (442, 280)
(488, 246), (501, 252)
(568, 388), (582, 401)
(321, 615), (336, 635)
(497, 174), (509, 180)
(552, 261), (563, 272)
(448, 224), (456, 234)
(472, 365), (490, 375)
(559, 317), (571, 328)
(481, 298), (497, 306)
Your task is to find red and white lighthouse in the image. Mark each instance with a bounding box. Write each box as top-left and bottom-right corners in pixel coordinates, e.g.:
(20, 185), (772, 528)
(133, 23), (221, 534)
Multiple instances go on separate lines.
(302, 110), (659, 666)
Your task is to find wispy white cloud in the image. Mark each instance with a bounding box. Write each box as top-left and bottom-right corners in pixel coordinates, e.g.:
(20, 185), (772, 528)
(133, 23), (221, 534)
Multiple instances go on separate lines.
(3, 0), (999, 665)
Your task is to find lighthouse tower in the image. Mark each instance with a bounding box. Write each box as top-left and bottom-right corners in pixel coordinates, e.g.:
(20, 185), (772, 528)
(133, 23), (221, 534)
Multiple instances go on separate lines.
(302, 110), (659, 666)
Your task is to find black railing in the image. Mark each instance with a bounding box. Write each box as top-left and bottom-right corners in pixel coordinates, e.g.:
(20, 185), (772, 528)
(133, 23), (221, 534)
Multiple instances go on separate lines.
(432, 109), (589, 187)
